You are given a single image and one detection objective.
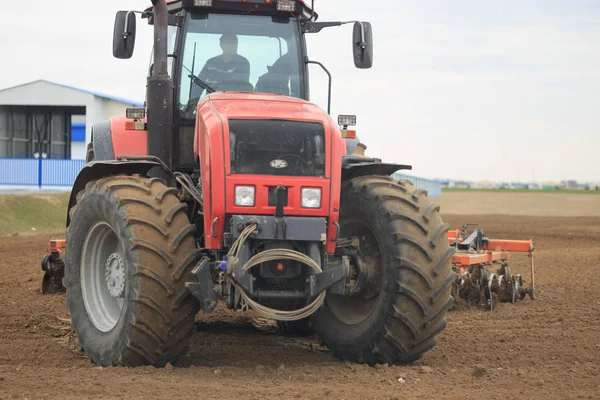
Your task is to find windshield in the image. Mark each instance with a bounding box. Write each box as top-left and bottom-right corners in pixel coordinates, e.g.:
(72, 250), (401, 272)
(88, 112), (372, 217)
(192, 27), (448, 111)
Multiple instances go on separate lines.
(178, 13), (303, 114)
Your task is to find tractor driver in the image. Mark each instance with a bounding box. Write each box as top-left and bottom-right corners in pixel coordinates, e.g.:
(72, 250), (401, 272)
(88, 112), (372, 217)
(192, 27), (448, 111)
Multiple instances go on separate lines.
(196, 34), (251, 92)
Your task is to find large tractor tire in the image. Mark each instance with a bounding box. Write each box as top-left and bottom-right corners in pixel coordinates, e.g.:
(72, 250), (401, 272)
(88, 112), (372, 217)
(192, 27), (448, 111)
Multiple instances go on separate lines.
(311, 176), (454, 365)
(64, 174), (201, 367)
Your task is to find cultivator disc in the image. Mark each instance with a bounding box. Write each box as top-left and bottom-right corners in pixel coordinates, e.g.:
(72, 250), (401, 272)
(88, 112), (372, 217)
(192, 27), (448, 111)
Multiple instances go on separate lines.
(452, 263), (534, 310)
(448, 225), (536, 311)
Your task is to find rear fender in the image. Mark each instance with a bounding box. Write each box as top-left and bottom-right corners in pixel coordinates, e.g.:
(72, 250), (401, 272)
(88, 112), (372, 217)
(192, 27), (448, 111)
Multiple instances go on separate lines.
(90, 116), (148, 161)
(110, 115), (147, 158)
(66, 160), (164, 227)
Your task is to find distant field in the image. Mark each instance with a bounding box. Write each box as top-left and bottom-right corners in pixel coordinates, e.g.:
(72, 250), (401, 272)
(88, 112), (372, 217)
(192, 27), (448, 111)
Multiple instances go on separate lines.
(438, 191), (600, 217)
(0, 193), (69, 236)
(443, 188), (600, 194)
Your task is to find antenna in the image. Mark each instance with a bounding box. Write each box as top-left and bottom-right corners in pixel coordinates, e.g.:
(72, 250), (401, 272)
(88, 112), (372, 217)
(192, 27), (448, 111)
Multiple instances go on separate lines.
(188, 42), (197, 105)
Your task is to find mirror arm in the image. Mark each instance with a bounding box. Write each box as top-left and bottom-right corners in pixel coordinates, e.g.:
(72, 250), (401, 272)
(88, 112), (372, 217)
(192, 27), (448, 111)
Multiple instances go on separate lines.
(341, 20), (366, 49)
(305, 20), (366, 49)
(306, 59), (332, 115)
(304, 21), (342, 33)
(123, 11), (144, 39)
(146, 12), (182, 26)
(308, 0), (316, 22)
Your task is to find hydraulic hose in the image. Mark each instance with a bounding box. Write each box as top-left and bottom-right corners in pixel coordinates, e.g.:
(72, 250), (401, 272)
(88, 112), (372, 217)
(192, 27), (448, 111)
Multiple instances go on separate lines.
(228, 224), (326, 322)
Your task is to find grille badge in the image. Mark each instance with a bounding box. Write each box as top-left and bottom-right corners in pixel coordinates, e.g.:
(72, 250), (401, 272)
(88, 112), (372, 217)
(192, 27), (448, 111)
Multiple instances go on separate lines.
(270, 159), (288, 169)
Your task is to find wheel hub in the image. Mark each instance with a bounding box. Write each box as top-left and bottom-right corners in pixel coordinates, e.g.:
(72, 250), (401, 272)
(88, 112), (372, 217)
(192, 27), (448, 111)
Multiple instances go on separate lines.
(81, 222), (125, 332)
(326, 219), (383, 325)
(105, 253), (125, 298)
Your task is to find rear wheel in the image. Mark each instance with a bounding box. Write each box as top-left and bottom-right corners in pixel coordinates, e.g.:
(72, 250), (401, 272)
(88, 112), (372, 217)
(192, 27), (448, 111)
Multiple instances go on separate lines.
(64, 174), (201, 367)
(311, 176), (454, 365)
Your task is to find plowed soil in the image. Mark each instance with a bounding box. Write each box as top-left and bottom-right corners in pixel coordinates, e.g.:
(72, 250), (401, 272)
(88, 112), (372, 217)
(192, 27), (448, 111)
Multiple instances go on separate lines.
(438, 192), (600, 217)
(1, 195), (600, 399)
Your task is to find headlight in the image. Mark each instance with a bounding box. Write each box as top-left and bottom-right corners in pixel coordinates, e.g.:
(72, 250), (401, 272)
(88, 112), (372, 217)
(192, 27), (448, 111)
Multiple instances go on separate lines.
(235, 186), (255, 207)
(301, 188), (321, 208)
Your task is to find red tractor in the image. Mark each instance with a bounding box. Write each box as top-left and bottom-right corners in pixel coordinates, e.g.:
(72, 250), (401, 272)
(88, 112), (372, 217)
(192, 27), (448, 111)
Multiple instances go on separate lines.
(42, 0), (454, 367)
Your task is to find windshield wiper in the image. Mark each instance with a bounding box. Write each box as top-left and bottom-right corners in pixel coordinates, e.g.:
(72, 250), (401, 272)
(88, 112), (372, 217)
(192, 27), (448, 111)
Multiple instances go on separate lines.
(182, 64), (216, 94)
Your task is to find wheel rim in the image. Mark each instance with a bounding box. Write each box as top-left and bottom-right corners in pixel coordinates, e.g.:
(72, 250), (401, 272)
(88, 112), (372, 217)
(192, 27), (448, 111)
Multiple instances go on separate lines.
(327, 218), (382, 325)
(81, 222), (125, 332)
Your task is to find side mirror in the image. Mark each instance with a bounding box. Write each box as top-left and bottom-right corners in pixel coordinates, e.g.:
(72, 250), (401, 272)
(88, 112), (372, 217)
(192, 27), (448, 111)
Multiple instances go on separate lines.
(113, 11), (137, 59)
(353, 22), (373, 69)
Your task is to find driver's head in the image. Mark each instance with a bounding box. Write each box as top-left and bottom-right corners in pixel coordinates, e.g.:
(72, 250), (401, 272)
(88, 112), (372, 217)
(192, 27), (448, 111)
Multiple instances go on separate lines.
(220, 34), (238, 57)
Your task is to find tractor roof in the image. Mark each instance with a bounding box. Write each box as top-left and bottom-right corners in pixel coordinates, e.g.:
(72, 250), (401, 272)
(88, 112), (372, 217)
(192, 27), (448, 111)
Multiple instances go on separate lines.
(145, 0), (317, 20)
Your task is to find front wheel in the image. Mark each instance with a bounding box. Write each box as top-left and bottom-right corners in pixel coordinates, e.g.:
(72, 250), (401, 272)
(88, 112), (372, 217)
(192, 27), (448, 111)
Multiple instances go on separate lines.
(311, 176), (455, 365)
(64, 175), (201, 367)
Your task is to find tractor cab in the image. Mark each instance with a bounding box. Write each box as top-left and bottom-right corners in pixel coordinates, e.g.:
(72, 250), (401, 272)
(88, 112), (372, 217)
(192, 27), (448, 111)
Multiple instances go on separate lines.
(114, 0), (373, 169)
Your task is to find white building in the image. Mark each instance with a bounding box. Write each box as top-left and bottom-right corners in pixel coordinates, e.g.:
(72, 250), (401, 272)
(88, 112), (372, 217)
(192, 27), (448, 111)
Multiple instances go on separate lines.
(0, 80), (142, 160)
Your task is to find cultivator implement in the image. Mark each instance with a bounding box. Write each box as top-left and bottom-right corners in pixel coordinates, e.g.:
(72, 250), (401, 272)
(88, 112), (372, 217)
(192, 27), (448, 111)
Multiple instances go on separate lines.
(40, 239), (66, 294)
(447, 224), (535, 310)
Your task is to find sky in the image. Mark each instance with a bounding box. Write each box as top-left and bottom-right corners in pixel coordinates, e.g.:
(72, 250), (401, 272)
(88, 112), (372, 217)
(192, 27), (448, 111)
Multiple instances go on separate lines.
(0, 0), (599, 183)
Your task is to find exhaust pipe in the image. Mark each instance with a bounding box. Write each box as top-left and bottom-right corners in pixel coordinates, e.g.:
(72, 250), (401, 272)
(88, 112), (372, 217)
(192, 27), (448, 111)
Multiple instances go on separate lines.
(146, 0), (173, 168)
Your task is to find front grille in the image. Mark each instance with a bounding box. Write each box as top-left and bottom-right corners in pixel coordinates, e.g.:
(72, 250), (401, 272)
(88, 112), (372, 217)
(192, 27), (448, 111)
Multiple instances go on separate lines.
(228, 119), (325, 177)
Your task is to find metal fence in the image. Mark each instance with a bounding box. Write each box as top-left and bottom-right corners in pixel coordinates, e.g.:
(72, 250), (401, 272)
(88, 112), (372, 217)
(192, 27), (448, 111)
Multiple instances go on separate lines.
(0, 158), (443, 197)
(40, 159), (86, 187)
(0, 158), (39, 186)
(392, 172), (443, 198)
(0, 158), (85, 188)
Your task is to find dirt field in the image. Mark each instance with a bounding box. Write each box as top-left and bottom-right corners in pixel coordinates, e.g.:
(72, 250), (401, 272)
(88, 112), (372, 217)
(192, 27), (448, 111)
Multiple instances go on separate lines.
(1, 193), (599, 399)
(438, 192), (600, 217)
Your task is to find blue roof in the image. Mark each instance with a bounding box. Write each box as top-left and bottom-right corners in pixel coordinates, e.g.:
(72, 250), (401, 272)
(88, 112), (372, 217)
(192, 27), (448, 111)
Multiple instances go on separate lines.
(0, 79), (144, 107)
(48, 80), (145, 107)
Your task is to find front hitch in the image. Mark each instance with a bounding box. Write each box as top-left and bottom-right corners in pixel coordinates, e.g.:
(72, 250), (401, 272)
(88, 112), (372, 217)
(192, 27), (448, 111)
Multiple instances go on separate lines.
(185, 256), (219, 313)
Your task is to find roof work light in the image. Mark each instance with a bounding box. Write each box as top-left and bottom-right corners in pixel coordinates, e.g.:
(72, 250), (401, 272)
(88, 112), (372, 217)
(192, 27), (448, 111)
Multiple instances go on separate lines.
(338, 115), (357, 139)
(277, 0), (296, 11)
(126, 108), (146, 120)
(338, 114), (356, 127)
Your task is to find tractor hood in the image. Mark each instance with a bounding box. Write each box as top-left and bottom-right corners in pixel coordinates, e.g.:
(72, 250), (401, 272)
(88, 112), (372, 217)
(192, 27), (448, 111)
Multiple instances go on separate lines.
(199, 92), (333, 124)
(193, 92), (337, 170)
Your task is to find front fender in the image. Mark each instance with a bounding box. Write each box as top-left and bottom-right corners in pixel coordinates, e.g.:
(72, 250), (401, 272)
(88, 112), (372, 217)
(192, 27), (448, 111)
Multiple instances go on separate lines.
(66, 160), (163, 227)
(341, 155), (412, 181)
